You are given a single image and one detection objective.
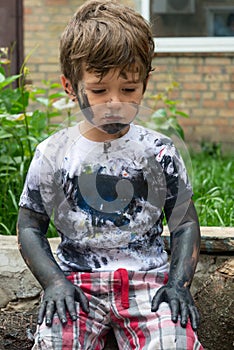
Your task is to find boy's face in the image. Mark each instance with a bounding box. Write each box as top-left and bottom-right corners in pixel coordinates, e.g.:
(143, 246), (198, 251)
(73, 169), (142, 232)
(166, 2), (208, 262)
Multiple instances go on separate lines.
(62, 68), (147, 140)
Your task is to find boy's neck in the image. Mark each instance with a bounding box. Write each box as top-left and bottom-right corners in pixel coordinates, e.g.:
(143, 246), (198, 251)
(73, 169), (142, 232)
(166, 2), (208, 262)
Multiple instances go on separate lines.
(79, 120), (130, 142)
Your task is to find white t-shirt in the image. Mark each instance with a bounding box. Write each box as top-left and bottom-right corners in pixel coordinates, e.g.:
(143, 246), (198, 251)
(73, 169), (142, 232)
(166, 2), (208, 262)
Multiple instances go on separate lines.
(19, 123), (192, 272)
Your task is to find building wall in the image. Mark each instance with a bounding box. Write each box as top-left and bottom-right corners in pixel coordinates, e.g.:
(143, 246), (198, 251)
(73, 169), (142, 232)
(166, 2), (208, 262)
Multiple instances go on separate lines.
(23, 0), (234, 152)
(146, 53), (234, 152)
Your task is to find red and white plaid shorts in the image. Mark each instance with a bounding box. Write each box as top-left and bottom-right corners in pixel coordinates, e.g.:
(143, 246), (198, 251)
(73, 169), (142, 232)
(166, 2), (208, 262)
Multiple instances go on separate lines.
(32, 269), (203, 350)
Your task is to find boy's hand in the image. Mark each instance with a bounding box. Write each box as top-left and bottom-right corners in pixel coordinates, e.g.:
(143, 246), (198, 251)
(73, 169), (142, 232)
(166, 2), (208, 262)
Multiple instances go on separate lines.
(38, 278), (89, 327)
(151, 283), (200, 331)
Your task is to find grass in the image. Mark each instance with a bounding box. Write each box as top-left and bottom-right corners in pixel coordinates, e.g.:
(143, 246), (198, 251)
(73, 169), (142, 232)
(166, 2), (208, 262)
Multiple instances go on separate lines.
(191, 151), (233, 227)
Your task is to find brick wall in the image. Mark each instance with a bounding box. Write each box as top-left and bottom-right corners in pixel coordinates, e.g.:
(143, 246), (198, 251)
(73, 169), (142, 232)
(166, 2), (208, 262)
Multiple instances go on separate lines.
(23, 0), (234, 153)
(146, 53), (234, 153)
(24, 0), (84, 84)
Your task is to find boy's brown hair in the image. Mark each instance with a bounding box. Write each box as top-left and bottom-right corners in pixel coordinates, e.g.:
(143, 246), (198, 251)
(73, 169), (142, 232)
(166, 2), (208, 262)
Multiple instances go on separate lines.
(60, 0), (154, 93)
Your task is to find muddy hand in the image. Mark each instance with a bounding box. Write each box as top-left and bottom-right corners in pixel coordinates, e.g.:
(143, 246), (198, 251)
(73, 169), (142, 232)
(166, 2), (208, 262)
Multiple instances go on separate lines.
(151, 283), (200, 331)
(37, 278), (89, 327)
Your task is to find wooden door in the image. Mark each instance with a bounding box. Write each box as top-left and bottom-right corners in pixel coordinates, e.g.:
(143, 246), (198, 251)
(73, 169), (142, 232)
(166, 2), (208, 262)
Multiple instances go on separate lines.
(0, 0), (23, 77)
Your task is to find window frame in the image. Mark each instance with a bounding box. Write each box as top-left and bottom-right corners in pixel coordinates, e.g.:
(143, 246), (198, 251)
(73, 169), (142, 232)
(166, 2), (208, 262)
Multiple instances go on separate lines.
(140, 0), (234, 53)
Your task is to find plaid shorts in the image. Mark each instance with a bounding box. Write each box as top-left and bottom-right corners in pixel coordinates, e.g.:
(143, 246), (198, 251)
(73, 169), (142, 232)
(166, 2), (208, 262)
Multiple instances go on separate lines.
(32, 269), (203, 350)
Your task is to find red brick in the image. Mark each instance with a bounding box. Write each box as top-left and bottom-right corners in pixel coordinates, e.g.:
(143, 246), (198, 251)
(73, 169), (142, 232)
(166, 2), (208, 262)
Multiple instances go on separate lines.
(179, 118), (200, 126)
(154, 65), (168, 73)
(230, 92), (234, 100)
(203, 92), (215, 99)
(222, 83), (234, 90)
(209, 83), (221, 91)
(24, 7), (32, 15)
(194, 126), (217, 138)
(220, 110), (234, 118)
(175, 66), (195, 73)
(180, 57), (204, 65)
(215, 92), (229, 101)
(228, 101), (234, 109)
(204, 74), (230, 82)
(205, 58), (231, 65)
(191, 109), (217, 117)
(202, 100), (226, 108)
(181, 92), (194, 99)
(183, 83), (208, 91)
(181, 74), (203, 82)
(197, 66), (223, 74)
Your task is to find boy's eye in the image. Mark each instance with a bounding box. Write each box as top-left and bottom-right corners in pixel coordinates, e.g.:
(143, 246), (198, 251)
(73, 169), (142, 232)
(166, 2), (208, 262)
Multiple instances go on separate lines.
(123, 88), (136, 93)
(91, 89), (106, 94)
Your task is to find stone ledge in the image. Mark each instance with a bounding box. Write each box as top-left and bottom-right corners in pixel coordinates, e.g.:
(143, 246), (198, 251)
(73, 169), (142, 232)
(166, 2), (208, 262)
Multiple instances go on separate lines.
(2, 226), (233, 255)
(0, 227), (233, 310)
(163, 226), (234, 253)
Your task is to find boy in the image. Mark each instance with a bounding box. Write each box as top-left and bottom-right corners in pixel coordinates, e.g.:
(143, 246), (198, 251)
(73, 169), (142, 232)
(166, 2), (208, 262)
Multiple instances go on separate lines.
(17, 1), (203, 349)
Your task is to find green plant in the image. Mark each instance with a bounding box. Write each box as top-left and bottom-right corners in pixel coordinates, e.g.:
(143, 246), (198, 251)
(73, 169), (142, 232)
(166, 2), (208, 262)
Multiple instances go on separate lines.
(0, 54), (75, 235)
(191, 152), (233, 227)
(142, 80), (233, 227)
(143, 81), (189, 140)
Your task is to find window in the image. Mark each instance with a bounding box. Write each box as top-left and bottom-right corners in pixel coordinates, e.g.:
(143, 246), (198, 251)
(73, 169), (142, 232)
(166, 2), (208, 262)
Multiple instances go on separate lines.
(137, 0), (234, 52)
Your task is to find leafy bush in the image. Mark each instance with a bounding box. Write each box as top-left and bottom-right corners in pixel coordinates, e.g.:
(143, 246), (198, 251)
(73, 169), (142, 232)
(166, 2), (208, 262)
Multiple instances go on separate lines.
(0, 57), (74, 235)
(144, 81), (189, 140)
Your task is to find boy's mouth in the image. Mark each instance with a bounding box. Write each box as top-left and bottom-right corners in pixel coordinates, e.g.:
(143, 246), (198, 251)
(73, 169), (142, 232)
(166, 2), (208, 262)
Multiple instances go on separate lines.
(103, 114), (124, 123)
(100, 122), (128, 134)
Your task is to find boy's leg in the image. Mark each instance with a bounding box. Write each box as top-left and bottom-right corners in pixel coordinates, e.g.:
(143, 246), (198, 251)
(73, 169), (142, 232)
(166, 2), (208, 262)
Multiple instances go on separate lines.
(110, 270), (203, 350)
(32, 272), (112, 350)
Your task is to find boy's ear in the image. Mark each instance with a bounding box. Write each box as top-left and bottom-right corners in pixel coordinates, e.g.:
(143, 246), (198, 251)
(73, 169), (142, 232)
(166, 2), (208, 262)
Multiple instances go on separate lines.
(60, 75), (77, 101)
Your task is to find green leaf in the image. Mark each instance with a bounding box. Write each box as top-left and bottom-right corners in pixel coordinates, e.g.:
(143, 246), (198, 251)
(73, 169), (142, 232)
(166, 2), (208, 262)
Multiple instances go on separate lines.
(8, 189), (18, 211)
(50, 83), (62, 89)
(0, 72), (5, 83)
(36, 97), (49, 106)
(0, 155), (14, 165)
(0, 223), (12, 235)
(175, 111), (189, 118)
(152, 108), (167, 118)
(0, 132), (13, 139)
(0, 165), (17, 172)
(0, 74), (21, 89)
(169, 106), (177, 115)
(47, 111), (61, 118)
(0, 66), (5, 76)
(49, 92), (65, 100)
(164, 99), (178, 106)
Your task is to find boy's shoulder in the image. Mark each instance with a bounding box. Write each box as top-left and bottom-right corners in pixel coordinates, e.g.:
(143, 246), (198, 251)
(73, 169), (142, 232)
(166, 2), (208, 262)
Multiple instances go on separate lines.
(133, 124), (173, 147)
(37, 125), (79, 154)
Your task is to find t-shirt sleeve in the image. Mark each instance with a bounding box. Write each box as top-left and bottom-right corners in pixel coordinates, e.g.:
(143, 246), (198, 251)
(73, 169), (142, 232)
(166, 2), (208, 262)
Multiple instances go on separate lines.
(19, 146), (56, 216)
(156, 140), (193, 210)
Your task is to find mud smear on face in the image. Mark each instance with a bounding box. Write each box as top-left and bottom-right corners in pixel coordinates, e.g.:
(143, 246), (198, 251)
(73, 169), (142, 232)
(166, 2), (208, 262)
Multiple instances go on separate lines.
(101, 123), (129, 134)
(76, 81), (94, 122)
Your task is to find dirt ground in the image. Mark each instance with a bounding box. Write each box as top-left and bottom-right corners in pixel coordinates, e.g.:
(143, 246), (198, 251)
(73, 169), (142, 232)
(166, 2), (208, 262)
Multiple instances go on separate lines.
(0, 266), (233, 350)
(0, 308), (38, 350)
(194, 267), (234, 350)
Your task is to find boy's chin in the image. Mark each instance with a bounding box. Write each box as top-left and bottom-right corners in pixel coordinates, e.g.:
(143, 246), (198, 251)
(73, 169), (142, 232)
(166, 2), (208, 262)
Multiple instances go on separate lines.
(99, 123), (129, 135)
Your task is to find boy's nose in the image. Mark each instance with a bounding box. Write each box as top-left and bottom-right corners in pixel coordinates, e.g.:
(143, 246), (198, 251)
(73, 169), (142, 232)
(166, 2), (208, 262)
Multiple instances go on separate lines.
(107, 87), (121, 103)
(107, 93), (122, 104)
(106, 96), (124, 113)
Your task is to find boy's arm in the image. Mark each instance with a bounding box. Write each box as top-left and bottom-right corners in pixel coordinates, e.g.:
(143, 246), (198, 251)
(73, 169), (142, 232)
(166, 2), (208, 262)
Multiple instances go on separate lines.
(17, 207), (89, 326)
(151, 199), (201, 331)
